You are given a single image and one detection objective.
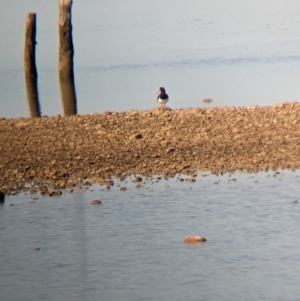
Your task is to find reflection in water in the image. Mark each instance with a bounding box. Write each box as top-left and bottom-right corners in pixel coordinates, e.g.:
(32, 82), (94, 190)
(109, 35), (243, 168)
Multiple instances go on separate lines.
(25, 73), (41, 117)
(69, 191), (88, 300)
(59, 75), (77, 116)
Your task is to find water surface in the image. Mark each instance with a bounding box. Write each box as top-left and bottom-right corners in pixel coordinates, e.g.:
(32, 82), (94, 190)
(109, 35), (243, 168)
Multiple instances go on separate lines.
(1, 171), (300, 301)
(1, 0), (300, 117)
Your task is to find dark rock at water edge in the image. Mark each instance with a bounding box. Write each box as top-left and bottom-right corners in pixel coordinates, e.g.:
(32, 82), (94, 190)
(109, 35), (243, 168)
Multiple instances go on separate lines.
(0, 191), (5, 203)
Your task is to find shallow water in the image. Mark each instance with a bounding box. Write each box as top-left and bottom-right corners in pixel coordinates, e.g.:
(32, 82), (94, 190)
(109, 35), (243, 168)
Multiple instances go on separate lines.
(1, 170), (300, 301)
(1, 0), (300, 117)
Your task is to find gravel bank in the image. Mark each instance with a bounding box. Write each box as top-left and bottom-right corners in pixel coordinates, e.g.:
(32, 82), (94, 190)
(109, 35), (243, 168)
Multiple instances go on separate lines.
(1, 102), (300, 195)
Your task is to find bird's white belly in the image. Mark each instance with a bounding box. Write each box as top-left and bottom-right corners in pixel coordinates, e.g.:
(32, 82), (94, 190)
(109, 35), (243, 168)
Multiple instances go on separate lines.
(158, 98), (168, 105)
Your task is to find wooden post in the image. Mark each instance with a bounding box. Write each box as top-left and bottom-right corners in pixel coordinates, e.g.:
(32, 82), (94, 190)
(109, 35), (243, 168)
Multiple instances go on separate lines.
(24, 12), (41, 117)
(58, 0), (77, 115)
(58, 0), (74, 78)
(60, 77), (77, 115)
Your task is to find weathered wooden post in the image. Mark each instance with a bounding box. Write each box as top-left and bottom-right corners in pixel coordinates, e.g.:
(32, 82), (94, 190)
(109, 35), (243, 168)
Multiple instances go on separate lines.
(24, 12), (41, 117)
(58, 0), (77, 115)
(60, 77), (77, 115)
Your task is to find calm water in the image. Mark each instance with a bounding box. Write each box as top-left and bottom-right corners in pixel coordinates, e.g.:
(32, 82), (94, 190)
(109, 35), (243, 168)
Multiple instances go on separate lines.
(1, 171), (300, 301)
(1, 0), (300, 117)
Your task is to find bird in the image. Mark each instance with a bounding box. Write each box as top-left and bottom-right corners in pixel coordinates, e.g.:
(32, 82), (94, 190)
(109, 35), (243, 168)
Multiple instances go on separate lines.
(156, 87), (169, 106)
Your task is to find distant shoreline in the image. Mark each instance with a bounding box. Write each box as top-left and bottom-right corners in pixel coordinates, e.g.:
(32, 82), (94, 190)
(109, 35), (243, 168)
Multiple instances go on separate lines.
(1, 102), (300, 196)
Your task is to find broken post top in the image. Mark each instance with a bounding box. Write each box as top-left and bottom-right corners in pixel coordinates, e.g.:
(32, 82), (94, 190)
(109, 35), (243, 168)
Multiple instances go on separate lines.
(59, 0), (73, 25)
(26, 12), (36, 21)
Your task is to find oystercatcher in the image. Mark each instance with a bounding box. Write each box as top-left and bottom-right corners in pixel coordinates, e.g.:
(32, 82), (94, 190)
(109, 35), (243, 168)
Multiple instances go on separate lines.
(156, 87), (169, 106)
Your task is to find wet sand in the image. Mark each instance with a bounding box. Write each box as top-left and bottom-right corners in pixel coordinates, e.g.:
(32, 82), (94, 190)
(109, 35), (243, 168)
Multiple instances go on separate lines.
(1, 102), (300, 195)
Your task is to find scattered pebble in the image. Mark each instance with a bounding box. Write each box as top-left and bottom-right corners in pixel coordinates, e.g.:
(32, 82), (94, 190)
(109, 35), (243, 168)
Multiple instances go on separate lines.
(91, 200), (102, 205)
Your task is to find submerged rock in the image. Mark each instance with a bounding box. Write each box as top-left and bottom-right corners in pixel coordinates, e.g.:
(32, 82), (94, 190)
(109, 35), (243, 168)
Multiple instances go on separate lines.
(203, 98), (213, 103)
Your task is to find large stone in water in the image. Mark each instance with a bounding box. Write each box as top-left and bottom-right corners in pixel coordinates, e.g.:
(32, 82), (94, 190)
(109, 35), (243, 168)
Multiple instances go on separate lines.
(184, 235), (207, 243)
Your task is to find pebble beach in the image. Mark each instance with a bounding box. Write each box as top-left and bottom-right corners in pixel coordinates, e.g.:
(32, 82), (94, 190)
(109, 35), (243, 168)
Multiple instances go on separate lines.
(1, 102), (300, 196)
